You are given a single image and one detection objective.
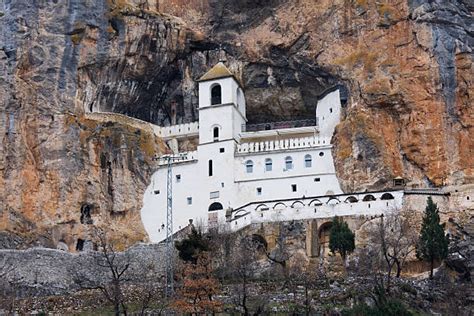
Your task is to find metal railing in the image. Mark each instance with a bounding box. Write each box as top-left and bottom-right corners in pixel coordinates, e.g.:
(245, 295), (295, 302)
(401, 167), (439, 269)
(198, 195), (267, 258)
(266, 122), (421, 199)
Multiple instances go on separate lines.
(242, 118), (318, 132)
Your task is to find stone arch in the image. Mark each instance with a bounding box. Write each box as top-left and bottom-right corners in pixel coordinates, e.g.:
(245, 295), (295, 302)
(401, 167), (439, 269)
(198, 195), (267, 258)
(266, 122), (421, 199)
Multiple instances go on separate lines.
(240, 234), (268, 252)
(233, 209), (248, 219)
(291, 200), (305, 208)
(381, 193), (395, 200)
(363, 194), (376, 202)
(255, 204), (269, 211)
(208, 202), (223, 212)
(273, 202), (287, 210)
(327, 197), (340, 205)
(318, 221), (333, 257)
(309, 199), (323, 206)
(345, 196), (358, 203)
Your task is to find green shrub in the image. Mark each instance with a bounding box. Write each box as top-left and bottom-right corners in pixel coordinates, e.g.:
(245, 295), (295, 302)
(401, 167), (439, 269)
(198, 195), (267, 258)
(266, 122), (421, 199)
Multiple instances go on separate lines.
(342, 299), (413, 316)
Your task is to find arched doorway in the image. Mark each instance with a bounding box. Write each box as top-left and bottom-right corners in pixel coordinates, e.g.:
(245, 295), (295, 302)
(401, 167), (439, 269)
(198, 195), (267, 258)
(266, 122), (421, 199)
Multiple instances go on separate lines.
(208, 202), (223, 212)
(208, 202), (223, 229)
(318, 222), (333, 257)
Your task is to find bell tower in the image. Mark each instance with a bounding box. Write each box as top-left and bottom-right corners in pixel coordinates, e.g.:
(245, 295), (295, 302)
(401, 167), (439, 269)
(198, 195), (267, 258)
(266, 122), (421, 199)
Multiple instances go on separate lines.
(195, 62), (247, 228)
(197, 62), (247, 144)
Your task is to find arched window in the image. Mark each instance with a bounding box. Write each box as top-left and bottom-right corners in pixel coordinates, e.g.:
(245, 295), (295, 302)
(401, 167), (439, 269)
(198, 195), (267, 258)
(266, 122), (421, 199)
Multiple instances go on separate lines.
(213, 126), (219, 141)
(245, 160), (253, 173)
(208, 202), (223, 212)
(285, 156), (293, 170)
(265, 158), (272, 172)
(208, 160), (213, 176)
(363, 194), (376, 202)
(381, 193), (395, 200)
(345, 196), (358, 203)
(211, 84), (222, 105)
(304, 154), (312, 168)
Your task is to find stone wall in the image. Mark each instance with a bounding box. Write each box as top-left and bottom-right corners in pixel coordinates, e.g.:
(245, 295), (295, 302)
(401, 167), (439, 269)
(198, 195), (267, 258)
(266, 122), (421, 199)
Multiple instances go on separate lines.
(0, 243), (166, 297)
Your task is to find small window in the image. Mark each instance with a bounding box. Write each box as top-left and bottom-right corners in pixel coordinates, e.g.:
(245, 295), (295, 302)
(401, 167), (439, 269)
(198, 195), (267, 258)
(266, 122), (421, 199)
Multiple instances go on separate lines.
(187, 197), (192, 205)
(219, 147), (225, 153)
(304, 154), (312, 168)
(246, 160), (253, 173)
(319, 152), (324, 157)
(314, 178), (320, 182)
(208, 160), (213, 177)
(329, 108), (333, 113)
(210, 191), (219, 199)
(257, 187), (262, 196)
(154, 190), (160, 195)
(221, 182), (225, 188)
(176, 174), (181, 183)
(291, 184), (297, 192)
(211, 84), (222, 105)
(213, 127), (219, 141)
(285, 156), (293, 170)
(265, 158), (272, 172)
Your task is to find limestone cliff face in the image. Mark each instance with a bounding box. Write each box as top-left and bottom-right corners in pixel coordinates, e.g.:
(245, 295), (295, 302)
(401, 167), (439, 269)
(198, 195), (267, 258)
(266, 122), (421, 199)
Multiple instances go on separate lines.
(0, 0), (472, 248)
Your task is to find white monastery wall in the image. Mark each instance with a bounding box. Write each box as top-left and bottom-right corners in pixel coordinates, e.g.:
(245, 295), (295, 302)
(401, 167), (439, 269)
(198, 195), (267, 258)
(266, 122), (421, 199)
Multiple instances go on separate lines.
(141, 160), (201, 242)
(140, 63), (409, 243)
(153, 122), (199, 139)
(316, 89), (341, 138)
(228, 190), (404, 231)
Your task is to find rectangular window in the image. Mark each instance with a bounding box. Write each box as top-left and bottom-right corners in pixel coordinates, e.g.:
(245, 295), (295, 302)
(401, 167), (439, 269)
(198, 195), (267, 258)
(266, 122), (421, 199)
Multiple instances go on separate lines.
(176, 174), (181, 183)
(314, 178), (321, 182)
(221, 182), (225, 188)
(291, 184), (297, 192)
(219, 148), (225, 153)
(187, 197), (192, 205)
(257, 187), (262, 196)
(265, 159), (272, 172)
(208, 160), (213, 177)
(210, 191), (219, 199)
(154, 190), (160, 195)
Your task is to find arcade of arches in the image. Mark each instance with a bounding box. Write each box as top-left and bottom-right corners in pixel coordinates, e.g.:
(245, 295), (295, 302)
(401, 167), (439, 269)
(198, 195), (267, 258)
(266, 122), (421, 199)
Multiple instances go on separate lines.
(236, 217), (364, 265)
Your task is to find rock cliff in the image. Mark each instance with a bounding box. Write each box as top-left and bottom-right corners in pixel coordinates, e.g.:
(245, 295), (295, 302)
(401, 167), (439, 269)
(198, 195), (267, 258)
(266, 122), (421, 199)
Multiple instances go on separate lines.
(0, 0), (472, 248)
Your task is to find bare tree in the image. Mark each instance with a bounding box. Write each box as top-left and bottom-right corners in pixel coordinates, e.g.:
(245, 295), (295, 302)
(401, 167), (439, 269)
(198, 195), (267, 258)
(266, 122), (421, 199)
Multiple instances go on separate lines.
(369, 209), (417, 292)
(94, 226), (131, 316)
(285, 254), (328, 316)
(73, 227), (132, 316)
(227, 233), (264, 316)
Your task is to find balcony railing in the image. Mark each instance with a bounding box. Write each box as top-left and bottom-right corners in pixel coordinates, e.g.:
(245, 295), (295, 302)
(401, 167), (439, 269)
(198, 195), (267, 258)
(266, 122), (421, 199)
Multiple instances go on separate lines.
(242, 118), (318, 132)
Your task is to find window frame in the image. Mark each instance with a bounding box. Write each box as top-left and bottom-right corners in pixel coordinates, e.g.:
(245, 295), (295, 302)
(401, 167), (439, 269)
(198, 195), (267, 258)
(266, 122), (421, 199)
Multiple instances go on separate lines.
(208, 160), (213, 177)
(265, 158), (272, 172)
(304, 154), (312, 168)
(285, 156), (293, 170)
(210, 84), (222, 105)
(245, 160), (254, 173)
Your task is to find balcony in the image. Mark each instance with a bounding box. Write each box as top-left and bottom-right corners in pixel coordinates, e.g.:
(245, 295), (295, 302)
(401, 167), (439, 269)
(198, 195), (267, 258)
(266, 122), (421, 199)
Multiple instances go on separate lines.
(242, 118), (318, 132)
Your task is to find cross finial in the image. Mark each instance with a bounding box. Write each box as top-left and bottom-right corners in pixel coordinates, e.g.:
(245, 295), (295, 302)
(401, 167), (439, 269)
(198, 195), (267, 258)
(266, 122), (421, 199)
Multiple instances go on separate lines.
(218, 44), (227, 63)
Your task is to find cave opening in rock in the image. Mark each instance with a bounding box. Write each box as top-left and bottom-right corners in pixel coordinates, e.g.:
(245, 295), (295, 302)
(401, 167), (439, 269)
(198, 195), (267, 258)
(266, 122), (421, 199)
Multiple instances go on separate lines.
(76, 239), (85, 251)
(80, 204), (93, 225)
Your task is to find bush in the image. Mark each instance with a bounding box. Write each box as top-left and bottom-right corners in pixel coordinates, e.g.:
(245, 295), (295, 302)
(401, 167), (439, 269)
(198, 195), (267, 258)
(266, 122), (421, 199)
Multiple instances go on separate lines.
(342, 299), (413, 316)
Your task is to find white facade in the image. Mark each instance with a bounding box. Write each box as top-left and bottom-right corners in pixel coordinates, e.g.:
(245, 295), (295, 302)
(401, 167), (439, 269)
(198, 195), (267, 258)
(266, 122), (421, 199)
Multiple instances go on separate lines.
(140, 63), (401, 243)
